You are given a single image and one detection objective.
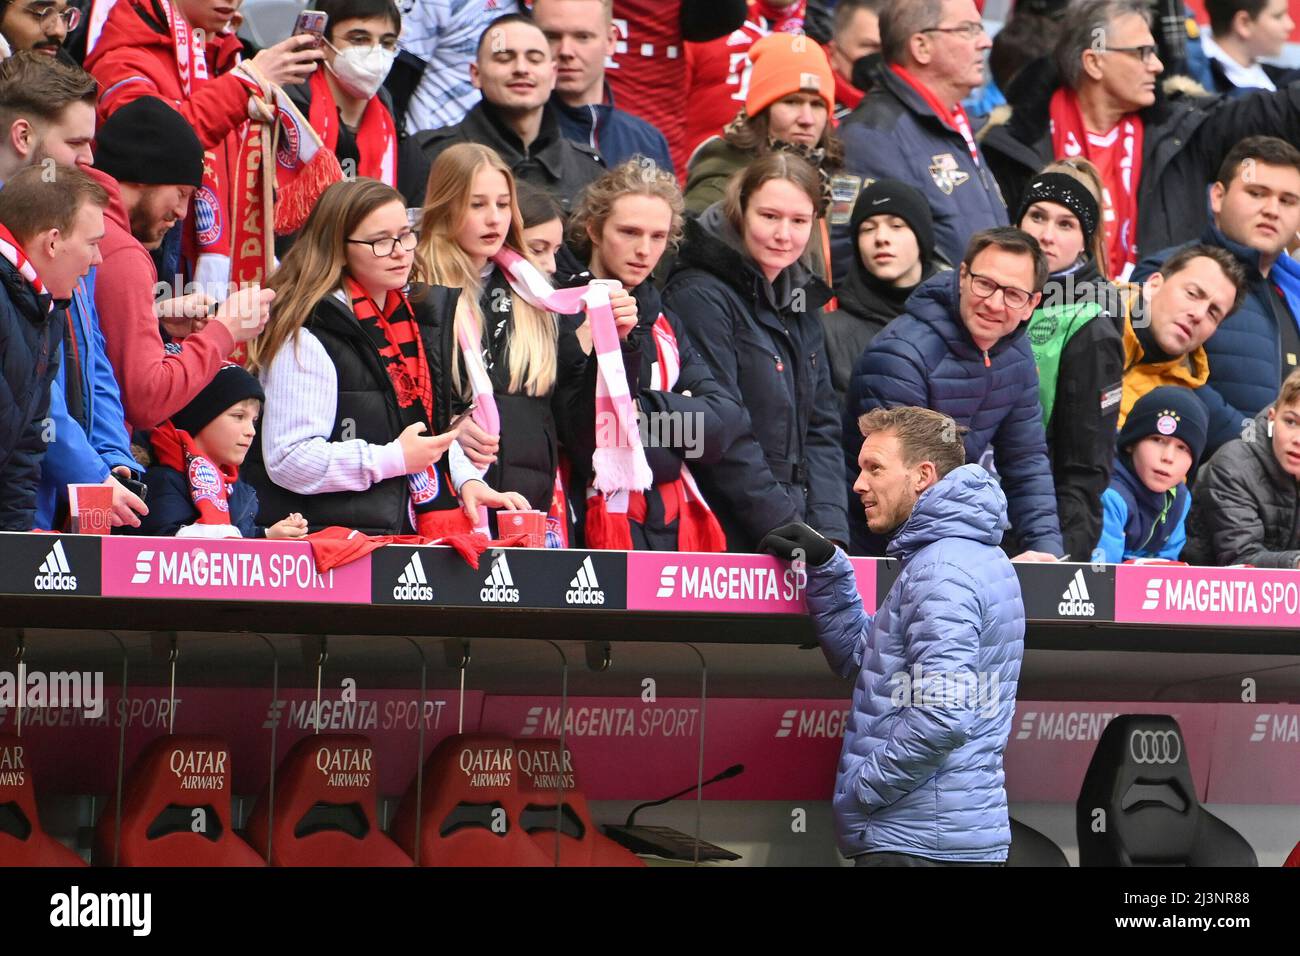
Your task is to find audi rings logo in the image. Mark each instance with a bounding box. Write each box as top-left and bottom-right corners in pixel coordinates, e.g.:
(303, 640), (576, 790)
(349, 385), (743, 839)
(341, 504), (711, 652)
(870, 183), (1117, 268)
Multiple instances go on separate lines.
(1129, 729), (1182, 765)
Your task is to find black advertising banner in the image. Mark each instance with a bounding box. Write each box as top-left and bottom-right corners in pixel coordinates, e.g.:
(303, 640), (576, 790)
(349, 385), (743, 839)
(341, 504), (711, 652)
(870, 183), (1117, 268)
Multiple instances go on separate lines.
(372, 546), (628, 610)
(1017, 562), (1116, 622)
(0, 533), (102, 597)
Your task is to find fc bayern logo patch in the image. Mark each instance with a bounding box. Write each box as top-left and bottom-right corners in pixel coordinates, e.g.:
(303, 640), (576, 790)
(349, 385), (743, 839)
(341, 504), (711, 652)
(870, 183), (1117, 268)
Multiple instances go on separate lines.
(277, 118), (301, 170)
(189, 458), (229, 513)
(193, 187), (221, 247)
(1156, 413), (1178, 435)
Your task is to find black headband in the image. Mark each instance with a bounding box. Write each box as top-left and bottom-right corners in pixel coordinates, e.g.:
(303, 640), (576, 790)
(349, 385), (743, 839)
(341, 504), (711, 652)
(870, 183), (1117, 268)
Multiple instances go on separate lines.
(1017, 172), (1100, 247)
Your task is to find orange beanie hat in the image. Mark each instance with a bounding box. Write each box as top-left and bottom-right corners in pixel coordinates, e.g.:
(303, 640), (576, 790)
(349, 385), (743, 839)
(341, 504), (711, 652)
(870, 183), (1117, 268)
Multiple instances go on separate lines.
(744, 33), (836, 118)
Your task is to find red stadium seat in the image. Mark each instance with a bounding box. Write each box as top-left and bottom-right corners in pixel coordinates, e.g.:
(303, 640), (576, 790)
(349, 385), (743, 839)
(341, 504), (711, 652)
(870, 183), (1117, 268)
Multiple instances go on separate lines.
(391, 734), (551, 866)
(510, 738), (644, 867)
(0, 735), (85, 866)
(1285, 841), (1300, 867)
(244, 734), (412, 866)
(92, 735), (264, 867)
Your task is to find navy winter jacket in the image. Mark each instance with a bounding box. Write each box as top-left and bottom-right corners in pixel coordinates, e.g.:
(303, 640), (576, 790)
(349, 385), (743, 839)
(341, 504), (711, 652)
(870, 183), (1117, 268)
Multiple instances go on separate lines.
(553, 88), (674, 174)
(129, 464), (263, 538)
(805, 464), (1024, 861)
(1132, 215), (1299, 456)
(844, 270), (1063, 556)
(836, 58), (1008, 276)
(0, 255), (63, 530)
(663, 204), (849, 551)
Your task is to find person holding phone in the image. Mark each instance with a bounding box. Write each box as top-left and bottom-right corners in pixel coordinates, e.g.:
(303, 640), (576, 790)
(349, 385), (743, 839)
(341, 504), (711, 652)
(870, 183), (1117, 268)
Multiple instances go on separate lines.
(284, 1), (427, 207)
(245, 177), (526, 535)
(86, 0), (325, 290)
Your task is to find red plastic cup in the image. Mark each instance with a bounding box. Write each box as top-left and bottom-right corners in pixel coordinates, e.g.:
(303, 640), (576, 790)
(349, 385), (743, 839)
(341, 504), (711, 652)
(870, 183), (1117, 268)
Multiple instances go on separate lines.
(499, 509), (547, 548)
(68, 483), (114, 535)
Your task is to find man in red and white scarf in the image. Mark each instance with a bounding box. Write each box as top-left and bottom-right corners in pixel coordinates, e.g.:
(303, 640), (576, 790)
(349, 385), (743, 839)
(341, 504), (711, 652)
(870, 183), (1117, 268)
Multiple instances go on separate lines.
(85, 0), (323, 295)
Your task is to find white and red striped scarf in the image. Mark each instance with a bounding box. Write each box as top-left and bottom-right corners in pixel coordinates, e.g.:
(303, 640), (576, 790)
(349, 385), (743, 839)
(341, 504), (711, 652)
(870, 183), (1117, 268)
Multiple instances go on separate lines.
(585, 315), (726, 552)
(0, 224), (52, 313)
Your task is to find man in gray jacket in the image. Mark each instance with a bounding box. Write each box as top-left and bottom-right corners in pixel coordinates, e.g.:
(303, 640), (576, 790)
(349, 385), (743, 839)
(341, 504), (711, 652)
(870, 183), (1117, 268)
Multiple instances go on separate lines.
(762, 405), (1024, 865)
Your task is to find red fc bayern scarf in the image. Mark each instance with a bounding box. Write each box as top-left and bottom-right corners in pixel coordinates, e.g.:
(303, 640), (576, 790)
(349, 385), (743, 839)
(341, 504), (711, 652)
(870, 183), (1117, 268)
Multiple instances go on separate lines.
(150, 420), (236, 525)
(158, 0), (244, 274)
(585, 314), (727, 552)
(308, 68), (398, 187)
(1049, 86), (1144, 279)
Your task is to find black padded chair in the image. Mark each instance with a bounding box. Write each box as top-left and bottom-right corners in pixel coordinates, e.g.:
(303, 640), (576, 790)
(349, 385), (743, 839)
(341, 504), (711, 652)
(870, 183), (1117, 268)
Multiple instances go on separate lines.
(1076, 714), (1256, 867)
(1007, 817), (1069, 866)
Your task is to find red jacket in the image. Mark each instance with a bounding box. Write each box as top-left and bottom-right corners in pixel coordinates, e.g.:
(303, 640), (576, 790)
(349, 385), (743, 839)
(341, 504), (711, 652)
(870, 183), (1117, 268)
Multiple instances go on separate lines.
(87, 165), (235, 432)
(86, 0), (252, 272)
(680, 1), (805, 174)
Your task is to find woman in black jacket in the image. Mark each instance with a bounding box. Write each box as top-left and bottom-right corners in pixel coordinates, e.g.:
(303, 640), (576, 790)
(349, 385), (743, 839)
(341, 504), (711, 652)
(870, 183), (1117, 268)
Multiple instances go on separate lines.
(246, 178), (523, 536)
(412, 143), (637, 537)
(555, 159), (744, 551)
(662, 151), (848, 552)
(825, 178), (945, 407)
(1016, 158), (1125, 562)
(1184, 370), (1300, 568)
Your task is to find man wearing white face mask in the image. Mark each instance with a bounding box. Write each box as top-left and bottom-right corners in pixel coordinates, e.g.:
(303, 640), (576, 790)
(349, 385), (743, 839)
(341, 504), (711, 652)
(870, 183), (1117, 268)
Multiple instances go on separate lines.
(286, 0), (424, 205)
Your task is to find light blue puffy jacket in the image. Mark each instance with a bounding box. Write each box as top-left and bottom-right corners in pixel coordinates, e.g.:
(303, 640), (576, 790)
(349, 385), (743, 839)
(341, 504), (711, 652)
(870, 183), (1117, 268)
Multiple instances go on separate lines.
(805, 464), (1025, 861)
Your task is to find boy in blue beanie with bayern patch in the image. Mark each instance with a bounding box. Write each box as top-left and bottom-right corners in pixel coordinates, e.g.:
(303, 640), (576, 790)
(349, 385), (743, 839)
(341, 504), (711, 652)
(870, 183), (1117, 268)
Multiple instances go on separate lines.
(1095, 385), (1208, 563)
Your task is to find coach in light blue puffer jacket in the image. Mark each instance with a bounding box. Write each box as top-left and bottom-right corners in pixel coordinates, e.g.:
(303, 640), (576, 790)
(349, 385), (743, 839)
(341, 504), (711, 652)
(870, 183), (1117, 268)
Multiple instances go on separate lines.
(803, 463), (1025, 863)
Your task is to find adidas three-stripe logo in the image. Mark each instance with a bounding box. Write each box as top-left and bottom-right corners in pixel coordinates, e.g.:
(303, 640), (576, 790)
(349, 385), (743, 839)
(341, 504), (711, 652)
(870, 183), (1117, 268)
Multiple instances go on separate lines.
(392, 552), (433, 601)
(34, 540), (77, 591)
(1058, 569), (1095, 617)
(480, 553), (520, 603)
(565, 556), (605, 605)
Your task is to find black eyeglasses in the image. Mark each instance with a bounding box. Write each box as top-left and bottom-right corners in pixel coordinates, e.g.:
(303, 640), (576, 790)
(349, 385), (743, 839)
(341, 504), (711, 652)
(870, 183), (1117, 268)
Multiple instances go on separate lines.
(1101, 44), (1160, 64)
(921, 21), (986, 40)
(346, 231), (419, 257)
(966, 270), (1034, 310)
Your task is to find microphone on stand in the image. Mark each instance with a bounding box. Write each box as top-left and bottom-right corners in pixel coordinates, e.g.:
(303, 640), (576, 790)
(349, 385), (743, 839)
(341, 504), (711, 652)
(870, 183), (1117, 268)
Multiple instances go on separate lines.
(625, 763), (745, 826)
(602, 764), (746, 862)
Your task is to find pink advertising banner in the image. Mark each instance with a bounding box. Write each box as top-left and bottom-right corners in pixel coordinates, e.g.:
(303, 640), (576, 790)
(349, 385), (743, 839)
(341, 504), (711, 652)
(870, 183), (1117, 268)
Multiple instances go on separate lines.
(1004, 702), (1217, 802)
(1115, 563), (1300, 628)
(1, 687), (483, 795)
(100, 536), (371, 604)
(6, 687), (1298, 805)
(625, 552), (877, 615)
(1204, 705), (1300, 804)
(477, 695), (847, 800)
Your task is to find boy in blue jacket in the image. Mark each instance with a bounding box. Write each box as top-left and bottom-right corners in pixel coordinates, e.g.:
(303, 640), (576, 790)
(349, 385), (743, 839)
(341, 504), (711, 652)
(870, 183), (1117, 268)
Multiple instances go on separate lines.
(129, 365), (306, 540)
(1096, 385), (1208, 563)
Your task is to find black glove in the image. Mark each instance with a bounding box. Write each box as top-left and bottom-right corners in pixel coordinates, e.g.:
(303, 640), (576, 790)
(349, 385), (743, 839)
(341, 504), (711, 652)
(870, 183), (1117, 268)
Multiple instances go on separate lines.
(759, 522), (836, 567)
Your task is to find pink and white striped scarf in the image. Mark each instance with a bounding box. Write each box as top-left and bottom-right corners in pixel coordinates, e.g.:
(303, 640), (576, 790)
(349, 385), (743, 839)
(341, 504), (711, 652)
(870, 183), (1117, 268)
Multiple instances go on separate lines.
(458, 249), (652, 499)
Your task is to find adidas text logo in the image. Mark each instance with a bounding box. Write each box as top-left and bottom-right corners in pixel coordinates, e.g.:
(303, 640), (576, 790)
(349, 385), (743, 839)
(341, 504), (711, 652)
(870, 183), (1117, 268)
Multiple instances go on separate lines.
(480, 553), (520, 603)
(565, 556), (605, 606)
(1058, 569), (1095, 617)
(34, 540), (77, 591)
(393, 552), (433, 602)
